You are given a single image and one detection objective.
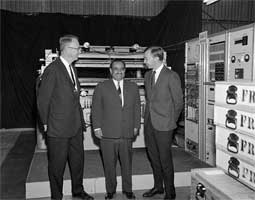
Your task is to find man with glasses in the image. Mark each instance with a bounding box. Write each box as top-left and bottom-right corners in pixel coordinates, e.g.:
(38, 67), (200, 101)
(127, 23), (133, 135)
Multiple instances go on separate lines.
(37, 35), (93, 200)
(91, 59), (141, 199)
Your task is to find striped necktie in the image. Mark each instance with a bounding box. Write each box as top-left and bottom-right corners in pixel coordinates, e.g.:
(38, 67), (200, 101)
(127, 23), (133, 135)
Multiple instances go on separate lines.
(117, 81), (122, 105)
(69, 64), (76, 87)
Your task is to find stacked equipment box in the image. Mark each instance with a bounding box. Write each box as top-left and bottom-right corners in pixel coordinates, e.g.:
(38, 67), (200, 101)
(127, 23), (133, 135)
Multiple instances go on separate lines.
(214, 82), (255, 191)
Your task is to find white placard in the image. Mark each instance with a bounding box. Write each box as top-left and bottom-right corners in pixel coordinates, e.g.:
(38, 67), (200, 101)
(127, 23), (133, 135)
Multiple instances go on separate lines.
(216, 148), (255, 191)
(215, 82), (255, 107)
(214, 105), (255, 135)
(216, 126), (255, 163)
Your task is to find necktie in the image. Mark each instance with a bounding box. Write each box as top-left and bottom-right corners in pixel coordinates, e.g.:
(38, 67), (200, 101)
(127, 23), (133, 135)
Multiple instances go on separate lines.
(117, 81), (122, 105)
(69, 64), (76, 87)
(151, 70), (156, 88)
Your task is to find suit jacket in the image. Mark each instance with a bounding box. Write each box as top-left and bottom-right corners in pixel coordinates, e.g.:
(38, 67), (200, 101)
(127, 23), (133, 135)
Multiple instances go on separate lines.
(37, 57), (85, 138)
(144, 66), (183, 131)
(91, 79), (141, 139)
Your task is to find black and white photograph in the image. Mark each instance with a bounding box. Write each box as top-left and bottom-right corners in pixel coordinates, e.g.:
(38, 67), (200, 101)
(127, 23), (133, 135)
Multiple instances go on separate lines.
(0, 0), (254, 199)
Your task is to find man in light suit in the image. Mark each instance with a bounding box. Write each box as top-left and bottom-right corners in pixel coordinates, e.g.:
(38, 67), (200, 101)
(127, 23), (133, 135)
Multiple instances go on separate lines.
(37, 35), (93, 200)
(142, 47), (183, 200)
(91, 59), (141, 200)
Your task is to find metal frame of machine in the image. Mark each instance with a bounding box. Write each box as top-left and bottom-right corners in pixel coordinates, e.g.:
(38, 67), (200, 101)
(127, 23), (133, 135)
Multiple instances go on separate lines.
(185, 23), (255, 166)
(188, 23), (255, 198)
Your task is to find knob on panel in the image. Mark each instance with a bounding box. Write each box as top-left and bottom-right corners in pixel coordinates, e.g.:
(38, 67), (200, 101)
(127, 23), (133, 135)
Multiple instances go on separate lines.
(196, 182), (206, 198)
(244, 54), (250, 62)
(231, 56), (236, 63)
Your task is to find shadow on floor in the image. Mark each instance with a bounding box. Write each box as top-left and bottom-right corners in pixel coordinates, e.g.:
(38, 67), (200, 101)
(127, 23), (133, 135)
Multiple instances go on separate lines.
(0, 131), (36, 199)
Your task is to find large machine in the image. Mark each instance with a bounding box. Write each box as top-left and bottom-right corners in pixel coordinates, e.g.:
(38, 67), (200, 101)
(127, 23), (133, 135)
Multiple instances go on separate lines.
(37, 44), (147, 150)
(185, 23), (255, 166)
(184, 31), (226, 165)
(188, 23), (255, 199)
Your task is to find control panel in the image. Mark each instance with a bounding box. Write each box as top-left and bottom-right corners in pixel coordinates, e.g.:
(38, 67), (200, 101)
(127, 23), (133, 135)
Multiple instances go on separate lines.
(227, 24), (255, 81)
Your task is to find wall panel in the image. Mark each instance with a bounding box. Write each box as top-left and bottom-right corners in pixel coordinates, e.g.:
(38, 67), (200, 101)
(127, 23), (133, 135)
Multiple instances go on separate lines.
(202, 0), (255, 34)
(0, 0), (169, 17)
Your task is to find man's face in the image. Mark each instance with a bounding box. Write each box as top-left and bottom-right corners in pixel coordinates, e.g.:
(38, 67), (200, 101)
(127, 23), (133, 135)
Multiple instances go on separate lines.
(144, 50), (156, 69)
(66, 38), (81, 62)
(110, 61), (126, 81)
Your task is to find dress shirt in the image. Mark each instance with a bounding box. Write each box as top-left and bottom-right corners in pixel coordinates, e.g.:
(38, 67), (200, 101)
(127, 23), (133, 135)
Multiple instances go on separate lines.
(112, 79), (124, 107)
(153, 63), (164, 84)
(60, 56), (77, 90)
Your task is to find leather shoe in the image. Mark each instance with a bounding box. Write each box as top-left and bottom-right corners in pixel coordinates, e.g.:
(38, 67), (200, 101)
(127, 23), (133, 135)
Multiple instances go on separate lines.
(72, 191), (94, 200)
(122, 191), (136, 199)
(105, 192), (115, 199)
(164, 193), (176, 200)
(142, 187), (164, 197)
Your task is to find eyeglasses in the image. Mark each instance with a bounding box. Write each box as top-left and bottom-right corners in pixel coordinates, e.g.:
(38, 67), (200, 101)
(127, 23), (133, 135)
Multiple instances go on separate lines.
(112, 67), (125, 72)
(67, 46), (81, 51)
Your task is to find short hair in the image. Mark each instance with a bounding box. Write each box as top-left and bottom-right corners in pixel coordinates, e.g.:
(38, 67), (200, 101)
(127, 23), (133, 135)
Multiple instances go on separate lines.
(110, 59), (126, 69)
(145, 46), (164, 61)
(59, 35), (79, 52)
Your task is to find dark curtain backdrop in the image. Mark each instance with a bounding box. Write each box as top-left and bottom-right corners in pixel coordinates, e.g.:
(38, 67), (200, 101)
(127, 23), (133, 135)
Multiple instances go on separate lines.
(1, 1), (201, 128)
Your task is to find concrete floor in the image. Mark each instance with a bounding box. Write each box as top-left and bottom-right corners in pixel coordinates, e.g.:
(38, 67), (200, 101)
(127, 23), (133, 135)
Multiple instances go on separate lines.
(0, 130), (21, 166)
(0, 129), (201, 200)
(31, 187), (190, 200)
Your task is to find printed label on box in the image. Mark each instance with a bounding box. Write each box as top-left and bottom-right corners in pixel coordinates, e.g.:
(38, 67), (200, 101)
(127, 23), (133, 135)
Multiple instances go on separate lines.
(215, 82), (255, 107)
(214, 105), (255, 135)
(216, 126), (255, 162)
(216, 148), (255, 191)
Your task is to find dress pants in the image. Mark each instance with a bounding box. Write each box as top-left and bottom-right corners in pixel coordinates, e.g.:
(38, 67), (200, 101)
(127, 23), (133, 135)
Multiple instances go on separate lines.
(47, 130), (84, 199)
(144, 115), (175, 197)
(100, 138), (133, 193)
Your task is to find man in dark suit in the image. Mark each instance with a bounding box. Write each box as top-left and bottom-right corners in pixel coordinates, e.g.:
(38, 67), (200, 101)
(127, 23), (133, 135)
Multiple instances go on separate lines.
(37, 35), (94, 200)
(91, 59), (141, 200)
(142, 47), (183, 200)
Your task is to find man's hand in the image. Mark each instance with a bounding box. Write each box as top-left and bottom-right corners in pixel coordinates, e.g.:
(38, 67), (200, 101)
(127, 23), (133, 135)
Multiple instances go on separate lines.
(134, 128), (139, 137)
(94, 129), (103, 139)
(43, 124), (48, 132)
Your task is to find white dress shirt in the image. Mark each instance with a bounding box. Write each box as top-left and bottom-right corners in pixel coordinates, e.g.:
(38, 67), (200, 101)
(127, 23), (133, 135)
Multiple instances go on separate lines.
(60, 56), (77, 90)
(112, 79), (124, 106)
(153, 63), (164, 84)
